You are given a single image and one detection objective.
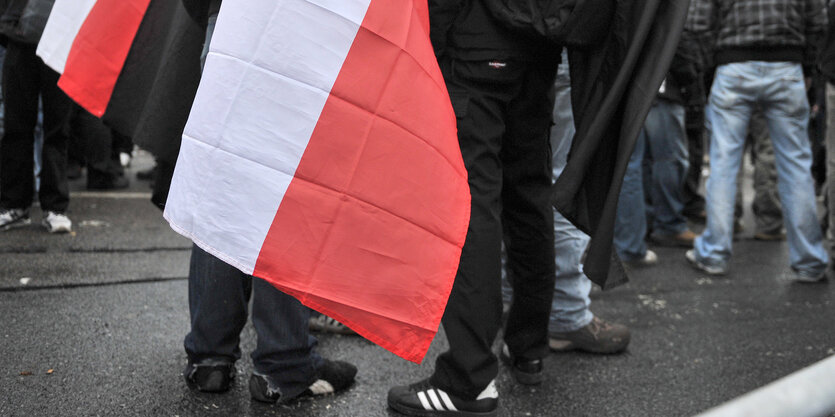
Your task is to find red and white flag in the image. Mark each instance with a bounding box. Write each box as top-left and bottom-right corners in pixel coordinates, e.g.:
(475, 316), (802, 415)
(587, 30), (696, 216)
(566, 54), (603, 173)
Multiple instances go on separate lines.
(164, 0), (470, 362)
(36, 0), (97, 74)
(36, 0), (151, 117)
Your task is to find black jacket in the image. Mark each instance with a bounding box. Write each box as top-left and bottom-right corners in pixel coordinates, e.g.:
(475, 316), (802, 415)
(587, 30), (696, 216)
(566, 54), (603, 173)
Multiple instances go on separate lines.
(555, 0), (691, 288)
(181, 0), (221, 28)
(819, 2), (835, 83)
(689, 0), (827, 73)
(428, 0), (614, 61)
(429, 0), (552, 61)
(0, 0), (49, 45)
(658, 31), (702, 104)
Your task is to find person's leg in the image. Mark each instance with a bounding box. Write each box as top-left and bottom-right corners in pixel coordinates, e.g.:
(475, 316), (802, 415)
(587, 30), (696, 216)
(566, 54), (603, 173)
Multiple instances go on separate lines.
(647, 100), (690, 237)
(428, 58), (518, 401)
(181, 1), (244, 394)
(826, 82), (835, 242)
(0, 41), (40, 211)
(37, 61), (72, 214)
(549, 212), (592, 332)
(249, 278), (324, 401)
(810, 77), (828, 192)
(692, 63), (756, 273)
(501, 57), (558, 366)
(71, 106), (125, 190)
(0, 46), (5, 140)
(548, 53), (593, 334)
(749, 108), (784, 237)
(184, 245), (251, 364)
(760, 62), (828, 279)
(614, 116), (649, 261)
(683, 102), (707, 219)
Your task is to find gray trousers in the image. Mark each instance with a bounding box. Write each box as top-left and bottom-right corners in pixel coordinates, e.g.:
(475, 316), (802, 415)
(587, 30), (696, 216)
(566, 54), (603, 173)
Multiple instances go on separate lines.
(735, 109), (783, 235)
(825, 83), (835, 240)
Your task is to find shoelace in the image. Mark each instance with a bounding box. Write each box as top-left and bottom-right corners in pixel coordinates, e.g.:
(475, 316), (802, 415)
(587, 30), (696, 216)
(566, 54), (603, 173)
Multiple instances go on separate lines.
(588, 317), (613, 338)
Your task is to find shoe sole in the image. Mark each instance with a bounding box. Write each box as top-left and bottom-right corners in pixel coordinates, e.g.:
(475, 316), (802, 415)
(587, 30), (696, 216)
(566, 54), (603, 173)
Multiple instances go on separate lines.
(511, 368), (544, 385)
(548, 337), (630, 354)
(388, 400), (497, 417)
(1, 218), (31, 231)
(792, 277), (827, 284)
(498, 349), (543, 386)
(791, 272), (827, 283)
(43, 223), (72, 234)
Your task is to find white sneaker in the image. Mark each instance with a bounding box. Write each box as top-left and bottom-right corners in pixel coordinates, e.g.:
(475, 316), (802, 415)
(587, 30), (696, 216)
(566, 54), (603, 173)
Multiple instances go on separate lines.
(0, 208), (31, 230)
(119, 152), (132, 168)
(685, 249), (728, 275)
(42, 211), (72, 233)
(623, 249), (658, 267)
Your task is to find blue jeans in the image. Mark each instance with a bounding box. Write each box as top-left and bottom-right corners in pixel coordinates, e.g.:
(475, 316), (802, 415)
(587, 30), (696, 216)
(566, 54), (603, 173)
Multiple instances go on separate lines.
(502, 51), (594, 332)
(694, 61), (828, 275)
(184, 245), (323, 399)
(615, 100), (689, 261)
(548, 53), (593, 332)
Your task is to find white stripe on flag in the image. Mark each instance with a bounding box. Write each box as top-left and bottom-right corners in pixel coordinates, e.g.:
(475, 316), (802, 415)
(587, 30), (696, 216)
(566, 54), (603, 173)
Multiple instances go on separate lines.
(165, 0), (371, 273)
(37, 0), (98, 73)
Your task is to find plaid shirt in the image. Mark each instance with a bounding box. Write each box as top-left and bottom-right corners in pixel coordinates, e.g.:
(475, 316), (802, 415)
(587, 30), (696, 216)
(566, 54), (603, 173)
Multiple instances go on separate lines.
(687, 0), (827, 68)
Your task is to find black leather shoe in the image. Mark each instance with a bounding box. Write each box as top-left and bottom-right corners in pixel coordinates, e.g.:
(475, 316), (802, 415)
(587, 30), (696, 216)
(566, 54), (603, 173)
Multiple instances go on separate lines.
(249, 359), (357, 404)
(184, 360), (235, 392)
(499, 344), (544, 385)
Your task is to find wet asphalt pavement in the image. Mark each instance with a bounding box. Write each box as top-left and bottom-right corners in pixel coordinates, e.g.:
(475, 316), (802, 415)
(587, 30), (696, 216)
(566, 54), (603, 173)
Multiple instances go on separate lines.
(2, 153), (834, 417)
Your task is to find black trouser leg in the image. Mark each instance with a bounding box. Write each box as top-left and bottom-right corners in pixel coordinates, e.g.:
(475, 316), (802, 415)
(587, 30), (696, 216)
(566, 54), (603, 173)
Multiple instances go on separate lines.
(431, 57), (558, 400)
(683, 103), (705, 216)
(71, 106), (122, 188)
(1, 41), (40, 210)
(502, 60), (557, 362)
(36, 54), (71, 212)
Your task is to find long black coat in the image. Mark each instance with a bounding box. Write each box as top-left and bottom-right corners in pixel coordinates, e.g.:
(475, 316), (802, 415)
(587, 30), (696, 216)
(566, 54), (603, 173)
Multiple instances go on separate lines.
(103, 0), (205, 165)
(555, 0), (691, 289)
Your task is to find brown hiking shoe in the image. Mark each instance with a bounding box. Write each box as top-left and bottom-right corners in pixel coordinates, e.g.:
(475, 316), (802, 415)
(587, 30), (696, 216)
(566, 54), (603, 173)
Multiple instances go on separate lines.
(549, 317), (630, 354)
(650, 229), (696, 247)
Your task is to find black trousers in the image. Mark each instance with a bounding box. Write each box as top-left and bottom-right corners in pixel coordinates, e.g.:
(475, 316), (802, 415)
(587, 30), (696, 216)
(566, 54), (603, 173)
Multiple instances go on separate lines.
(430, 56), (559, 400)
(0, 40), (72, 212)
(682, 95), (708, 218)
(70, 105), (124, 187)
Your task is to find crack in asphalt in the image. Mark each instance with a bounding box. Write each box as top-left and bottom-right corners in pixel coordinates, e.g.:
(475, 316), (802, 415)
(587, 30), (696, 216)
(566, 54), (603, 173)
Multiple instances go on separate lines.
(67, 247), (192, 253)
(0, 277), (188, 293)
(0, 247), (191, 254)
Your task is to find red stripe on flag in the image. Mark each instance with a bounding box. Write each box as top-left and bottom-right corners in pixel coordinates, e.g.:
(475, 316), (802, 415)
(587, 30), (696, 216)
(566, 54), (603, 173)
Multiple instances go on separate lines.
(57, 0), (151, 117)
(253, 0), (470, 363)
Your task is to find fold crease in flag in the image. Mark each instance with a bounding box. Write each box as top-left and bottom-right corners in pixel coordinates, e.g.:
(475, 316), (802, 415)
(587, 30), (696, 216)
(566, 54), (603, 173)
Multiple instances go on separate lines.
(165, 0), (470, 363)
(38, 0), (151, 117)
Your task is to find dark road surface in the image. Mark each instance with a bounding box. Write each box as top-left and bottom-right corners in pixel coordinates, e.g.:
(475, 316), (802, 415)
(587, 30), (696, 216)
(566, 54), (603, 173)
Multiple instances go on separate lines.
(2, 153), (834, 417)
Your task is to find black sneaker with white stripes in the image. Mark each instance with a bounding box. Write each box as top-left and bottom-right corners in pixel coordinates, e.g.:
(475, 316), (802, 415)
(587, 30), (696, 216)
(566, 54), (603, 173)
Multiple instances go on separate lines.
(387, 378), (498, 416)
